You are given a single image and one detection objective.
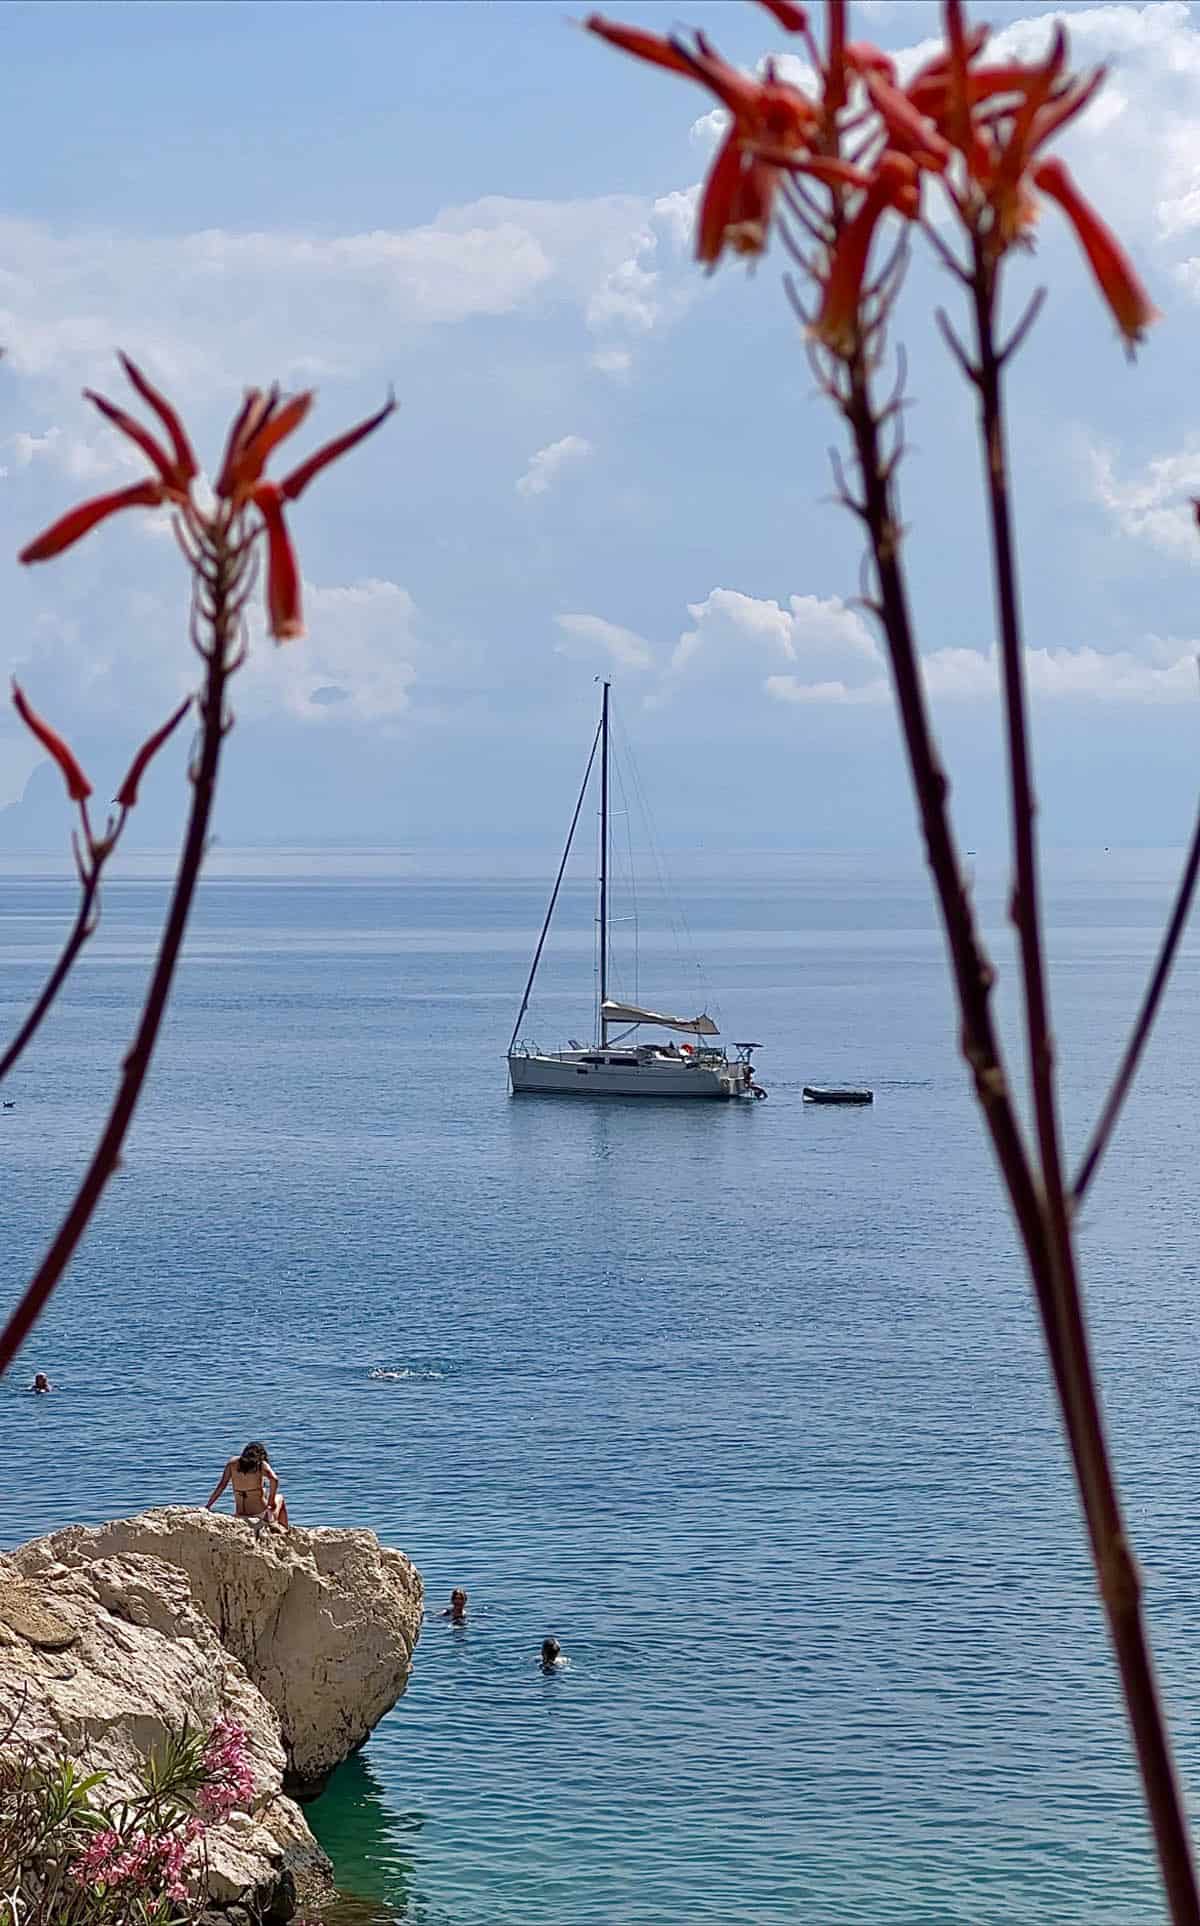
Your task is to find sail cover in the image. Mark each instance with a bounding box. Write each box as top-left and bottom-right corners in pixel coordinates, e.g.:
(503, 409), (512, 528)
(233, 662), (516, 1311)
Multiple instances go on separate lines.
(601, 999), (719, 1037)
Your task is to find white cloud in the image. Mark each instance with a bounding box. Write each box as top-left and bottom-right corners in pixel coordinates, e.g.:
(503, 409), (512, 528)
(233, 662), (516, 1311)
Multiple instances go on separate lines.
(239, 577), (427, 724)
(768, 641), (1198, 706)
(516, 434), (592, 500)
(0, 188), (699, 407)
(1088, 437), (1200, 559)
(583, 188), (698, 351)
(555, 612), (654, 670)
(665, 586), (880, 687)
(6, 425), (130, 483)
(590, 347), (632, 379)
(2, 564), (442, 740)
(654, 585), (1198, 708)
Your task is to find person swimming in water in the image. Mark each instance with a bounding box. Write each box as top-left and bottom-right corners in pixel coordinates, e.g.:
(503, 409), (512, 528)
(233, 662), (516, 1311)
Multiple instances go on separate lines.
(30, 1372), (52, 1395)
(205, 1441), (289, 1528)
(439, 1588), (468, 1623)
(540, 1636), (567, 1671)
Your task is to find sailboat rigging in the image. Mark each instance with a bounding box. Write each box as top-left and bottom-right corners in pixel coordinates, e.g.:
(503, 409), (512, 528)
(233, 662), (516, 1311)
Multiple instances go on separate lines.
(507, 682), (766, 1101)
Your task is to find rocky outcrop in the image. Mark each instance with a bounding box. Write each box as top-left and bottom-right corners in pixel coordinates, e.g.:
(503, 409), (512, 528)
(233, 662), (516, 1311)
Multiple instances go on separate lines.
(2, 1510), (423, 1917)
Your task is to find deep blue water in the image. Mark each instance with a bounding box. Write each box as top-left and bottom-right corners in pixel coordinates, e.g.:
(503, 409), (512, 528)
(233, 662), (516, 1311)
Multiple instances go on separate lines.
(3, 848), (1200, 1925)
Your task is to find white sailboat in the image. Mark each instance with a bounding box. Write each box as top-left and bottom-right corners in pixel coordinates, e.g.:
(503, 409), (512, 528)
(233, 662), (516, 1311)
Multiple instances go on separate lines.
(507, 682), (766, 1101)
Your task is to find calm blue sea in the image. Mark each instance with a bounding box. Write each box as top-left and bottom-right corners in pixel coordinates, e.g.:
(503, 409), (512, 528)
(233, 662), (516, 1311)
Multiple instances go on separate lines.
(3, 847), (1200, 1926)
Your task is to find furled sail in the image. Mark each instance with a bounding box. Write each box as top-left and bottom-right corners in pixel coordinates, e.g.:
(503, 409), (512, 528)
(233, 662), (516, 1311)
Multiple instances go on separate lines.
(600, 999), (719, 1037)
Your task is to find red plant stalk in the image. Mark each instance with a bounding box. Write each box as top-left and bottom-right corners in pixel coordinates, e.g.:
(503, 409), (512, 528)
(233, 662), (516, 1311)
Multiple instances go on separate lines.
(850, 335), (1199, 1923)
(585, 1), (1200, 1915)
(0, 544), (240, 1376)
(0, 857), (102, 1086)
(0, 693), (192, 1086)
(0, 358), (394, 1377)
(960, 244), (1200, 1923)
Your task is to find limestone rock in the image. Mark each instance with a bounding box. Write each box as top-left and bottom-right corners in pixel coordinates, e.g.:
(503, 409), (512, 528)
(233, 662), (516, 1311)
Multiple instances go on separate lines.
(0, 1549), (302, 1910)
(3, 1510), (423, 1914)
(14, 1509), (423, 1782)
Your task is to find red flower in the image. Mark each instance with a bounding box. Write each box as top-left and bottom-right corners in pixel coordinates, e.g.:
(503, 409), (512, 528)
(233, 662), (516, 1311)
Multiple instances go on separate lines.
(905, 1), (1158, 341)
(1032, 158), (1159, 350)
(248, 482), (303, 642)
(226, 391), (397, 639)
(117, 353), (199, 488)
(755, 0), (808, 30)
(19, 480), (169, 565)
(812, 153), (921, 355)
(857, 66), (952, 174)
(19, 358), (396, 640)
(11, 681), (91, 802)
(115, 695), (193, 809)
(588, 14), (821, 267)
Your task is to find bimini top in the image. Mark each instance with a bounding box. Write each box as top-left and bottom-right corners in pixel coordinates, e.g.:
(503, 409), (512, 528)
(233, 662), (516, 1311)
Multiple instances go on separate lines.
(600, 999), (719, 1037)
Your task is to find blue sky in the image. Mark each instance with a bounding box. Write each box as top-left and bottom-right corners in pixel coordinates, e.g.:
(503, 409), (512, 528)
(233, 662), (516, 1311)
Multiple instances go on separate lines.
(0, 0), (1198, 852)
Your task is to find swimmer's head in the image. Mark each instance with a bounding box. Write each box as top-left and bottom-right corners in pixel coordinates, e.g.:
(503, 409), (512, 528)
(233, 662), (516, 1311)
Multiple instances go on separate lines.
(450, 1589), (467, 1609)
(541, 1637), (562, 1666)
(32, 1373), (50, 1392)
(238, 1441), (267, 1472)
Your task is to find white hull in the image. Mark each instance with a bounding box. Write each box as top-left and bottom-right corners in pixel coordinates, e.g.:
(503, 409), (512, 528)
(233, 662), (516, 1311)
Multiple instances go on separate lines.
(507, 683), (765, 1105)
(509, 1049), (753, 1100)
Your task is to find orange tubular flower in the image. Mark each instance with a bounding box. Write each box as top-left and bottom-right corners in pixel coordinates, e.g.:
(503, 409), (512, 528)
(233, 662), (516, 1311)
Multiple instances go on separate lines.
(115, 695), (193, 809)
(861, 70), (952, 173)
(117, 353), (199, 488)
(813, 154), (919, 354)
(582, 16), (698, 79)
(587, 12), (821, 267)
(1032, 158), (1159, 350)
(843, 42), (896, 83)
(20, 480), (169, 565)
(220, 391), (397, 639)
(697, 128), (748, 265)
(906, 1), (1158, 343)
(19, 356), (396, 641)
(11, 682), (92, 802)
(273, 395), (397, 504)
(248, 482), (303, 642)
(756, 0), (808, 29)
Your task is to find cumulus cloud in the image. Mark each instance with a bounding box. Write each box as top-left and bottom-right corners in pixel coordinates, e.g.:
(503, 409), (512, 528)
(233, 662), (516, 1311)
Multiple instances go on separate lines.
(2, 566), (440, 743)
(516, 434), (592, 499)
(555, 612), (654, 670)
(653, 585), (1198, 707)
(0, 187), (698, 407)
(582, 188), (699, 369)
(665, 587), (880, 689)
(1088, 437), (1200, 559)
(5, 426), (126, 482)
(239, 577), (428, 724)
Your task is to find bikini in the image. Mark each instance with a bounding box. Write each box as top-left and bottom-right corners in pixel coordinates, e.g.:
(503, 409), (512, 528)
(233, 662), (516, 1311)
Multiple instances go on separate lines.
(231, 1467), (267, 1517)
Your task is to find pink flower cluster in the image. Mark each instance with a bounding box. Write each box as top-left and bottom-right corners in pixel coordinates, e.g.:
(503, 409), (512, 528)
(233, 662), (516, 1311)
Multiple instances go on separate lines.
(74, 1820), (201, 1904)
(198, 1716), (255, 1824)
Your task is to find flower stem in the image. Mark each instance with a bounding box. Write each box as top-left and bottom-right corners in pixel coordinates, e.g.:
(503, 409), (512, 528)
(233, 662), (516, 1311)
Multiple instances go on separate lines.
(842, 355), (1063, 1357)
(967, 246), (1200, 1926)
(1073, 796), (1200, 1206)
(0, 564), (237, 1378)
(0, 863), (103, 1085)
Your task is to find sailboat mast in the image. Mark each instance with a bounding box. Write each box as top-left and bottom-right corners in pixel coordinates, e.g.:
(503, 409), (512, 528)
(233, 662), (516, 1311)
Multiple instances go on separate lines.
(598, 679), (610, 1048)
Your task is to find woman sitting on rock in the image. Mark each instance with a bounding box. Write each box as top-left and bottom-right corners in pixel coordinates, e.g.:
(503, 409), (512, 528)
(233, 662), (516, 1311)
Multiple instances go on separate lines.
(205, 1440), (289, 1529)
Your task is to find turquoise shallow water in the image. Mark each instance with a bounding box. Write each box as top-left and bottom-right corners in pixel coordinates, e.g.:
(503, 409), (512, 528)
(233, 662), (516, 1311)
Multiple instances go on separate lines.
(2, 850), (1200, 1924)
